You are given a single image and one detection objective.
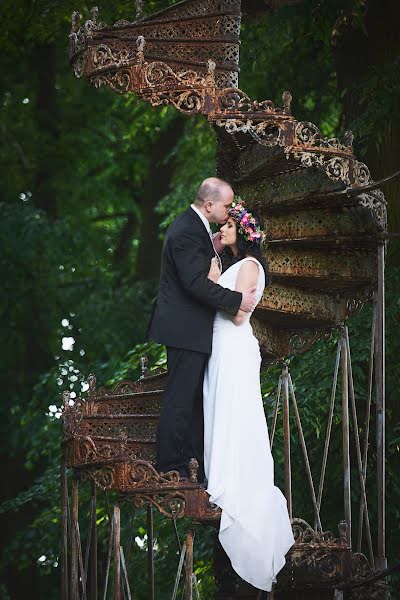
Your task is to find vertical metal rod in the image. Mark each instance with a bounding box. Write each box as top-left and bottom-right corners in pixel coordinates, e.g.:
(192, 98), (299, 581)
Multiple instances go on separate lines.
(282, 365), (292, 517)
(105, 491), (112, 525)
(84, 499), (94, 586)
(288, 374), (322, 532)
(147, 504), (155, 600)
(76, 521), (88, 600)
(172, 518), (182, 553)
(172, 542), (187, 600)
(270, 375), (282, 448)
(61, 463), (69, 600)
(71, 476), (79, 600)
(341, 334), (351, 547)
(375, 244), (386, 569)
(345, 328), (375, 569)
(90, 482), (97, 600)
(191, 574), (200, 600)
(358, 307), (376, 552)
(185, 530), (194, 600)
(316, 340), (341, 522)
(102, 520), (114, 600)
(345, 327), (375, 569)
(126, 506), (136, 571)
(114, 504), (121, 600)
(120, 547), (133, 600)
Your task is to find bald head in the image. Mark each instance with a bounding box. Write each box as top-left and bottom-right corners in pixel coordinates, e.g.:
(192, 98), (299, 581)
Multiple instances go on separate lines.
(194, 177), (233, 206)
(193, 177), (234, 225)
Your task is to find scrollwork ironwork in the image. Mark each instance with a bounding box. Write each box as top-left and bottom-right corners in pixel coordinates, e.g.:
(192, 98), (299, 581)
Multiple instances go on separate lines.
(126, 460), (183, 487)
(80, 465), (116, 490)
(132, 492), (186, 519)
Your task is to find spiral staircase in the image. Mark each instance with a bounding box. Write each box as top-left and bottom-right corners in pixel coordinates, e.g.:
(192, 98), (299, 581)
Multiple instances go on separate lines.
(62, 1), (389, 598)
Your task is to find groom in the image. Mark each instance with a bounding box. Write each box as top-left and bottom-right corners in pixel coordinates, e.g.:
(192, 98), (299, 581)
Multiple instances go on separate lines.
(148, 177), (256, 482)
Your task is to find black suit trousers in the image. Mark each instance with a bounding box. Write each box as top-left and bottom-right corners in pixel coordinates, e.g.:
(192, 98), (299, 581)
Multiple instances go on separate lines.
(156, 347), (208, 481)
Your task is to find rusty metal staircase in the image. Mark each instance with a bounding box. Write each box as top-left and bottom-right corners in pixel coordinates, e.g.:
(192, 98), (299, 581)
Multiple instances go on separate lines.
(61, 324), (388, 599)
(63, 1), (390, 597)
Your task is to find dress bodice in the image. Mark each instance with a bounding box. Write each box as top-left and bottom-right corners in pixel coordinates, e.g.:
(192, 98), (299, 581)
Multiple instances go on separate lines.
(215, 257), (265, 329)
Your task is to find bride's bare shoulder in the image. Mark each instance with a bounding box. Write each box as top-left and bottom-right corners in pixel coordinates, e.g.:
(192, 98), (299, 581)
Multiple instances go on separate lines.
(236, 259), (259, 286)
(238, 258), (260, 272)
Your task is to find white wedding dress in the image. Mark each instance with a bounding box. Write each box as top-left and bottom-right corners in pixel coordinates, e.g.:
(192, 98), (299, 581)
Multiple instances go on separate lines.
(203, 257), (294, 591)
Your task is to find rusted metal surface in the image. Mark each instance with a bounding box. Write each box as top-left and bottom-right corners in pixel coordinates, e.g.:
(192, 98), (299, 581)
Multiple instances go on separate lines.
(90, 481), (97, 600)
(61, 353), (388, 598)
(341, 337), (351, 548)
(62, 374), (223, 522)
(266, 207), (385, 245)
(267, 247), (375, 285)
(282, 366), (292, 519)
(375, 246), (386, 571)
(70, 0), (241, 92)
(185, 530), (194, 600)
(69, 1), (387, 361)
(66, 2), (388, 597)
(61, 463), (69, 600)
(62, 374), (164, 467)
(259, 283), (369, 327)
(71, 476), (79, 600)
(147, 504), (155, 600)
(214, 518), (357, 598)
(113, 504), (121, 600)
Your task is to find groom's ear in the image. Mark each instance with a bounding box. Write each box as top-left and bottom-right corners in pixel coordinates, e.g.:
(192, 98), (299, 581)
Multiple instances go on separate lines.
(204, 200), (213, 214)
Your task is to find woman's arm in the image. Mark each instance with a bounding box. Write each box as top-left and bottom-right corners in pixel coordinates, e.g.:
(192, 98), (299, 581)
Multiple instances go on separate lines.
(229, 261), (259, 326)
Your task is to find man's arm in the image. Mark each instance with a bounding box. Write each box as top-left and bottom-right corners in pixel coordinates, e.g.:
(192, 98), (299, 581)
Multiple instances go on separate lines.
(172, 230), (242, 315)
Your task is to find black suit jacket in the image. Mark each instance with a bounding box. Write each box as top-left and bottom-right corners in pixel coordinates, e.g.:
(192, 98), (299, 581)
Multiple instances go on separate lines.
(147, 207), (242, 354)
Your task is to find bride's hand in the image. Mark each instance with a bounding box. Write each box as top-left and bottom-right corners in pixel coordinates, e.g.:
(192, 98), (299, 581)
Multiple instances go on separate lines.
(208, 257), (221, 283)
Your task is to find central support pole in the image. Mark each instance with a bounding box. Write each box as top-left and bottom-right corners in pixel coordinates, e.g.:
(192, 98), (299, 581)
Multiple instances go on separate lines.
(185, 530), (194, 600)
(90, 482), (97, 600)
(375, 244), (387, 570)
(61, 463), (69, 600)
(147, 504), (155, 600)
(114, 504), (121, 600)
(282, 364), (292, 518)
(341, 333), (351, 547)
(71, 476), (79, 600)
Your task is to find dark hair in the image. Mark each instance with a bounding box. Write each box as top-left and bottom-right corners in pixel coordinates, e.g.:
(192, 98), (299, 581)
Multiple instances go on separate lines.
(220, 209), (271, 285)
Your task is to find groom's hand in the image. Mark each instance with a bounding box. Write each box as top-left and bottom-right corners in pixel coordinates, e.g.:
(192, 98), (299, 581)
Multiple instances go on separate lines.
(240, 287), (257, 313)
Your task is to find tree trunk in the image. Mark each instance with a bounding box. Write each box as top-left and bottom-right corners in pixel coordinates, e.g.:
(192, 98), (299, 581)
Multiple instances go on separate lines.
(135, 116), (185, 280)
(332, 0), (400, 420)
(33, 43), (58, 217)
(332, 0), (400, 236)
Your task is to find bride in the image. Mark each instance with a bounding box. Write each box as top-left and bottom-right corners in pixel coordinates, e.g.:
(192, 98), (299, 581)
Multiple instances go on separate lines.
(203, 200), (294, 592)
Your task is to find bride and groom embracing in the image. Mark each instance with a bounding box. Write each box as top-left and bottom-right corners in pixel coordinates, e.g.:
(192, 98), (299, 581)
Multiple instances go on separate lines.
(148, 177), (294, 592)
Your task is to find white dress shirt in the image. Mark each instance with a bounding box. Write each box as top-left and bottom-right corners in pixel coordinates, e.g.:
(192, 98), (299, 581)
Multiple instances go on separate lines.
(190, 203), (222, 273)
(190, 203), (212, 235)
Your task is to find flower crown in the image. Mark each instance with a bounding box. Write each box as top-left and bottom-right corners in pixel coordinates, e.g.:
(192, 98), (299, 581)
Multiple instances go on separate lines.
(228, 199), (266, 244)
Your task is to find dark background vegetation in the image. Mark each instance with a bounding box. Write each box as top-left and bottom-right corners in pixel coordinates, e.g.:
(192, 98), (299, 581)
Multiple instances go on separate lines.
(0, 0), (399, 598)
